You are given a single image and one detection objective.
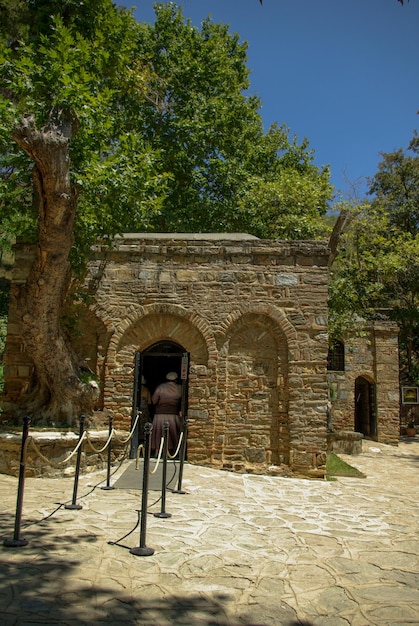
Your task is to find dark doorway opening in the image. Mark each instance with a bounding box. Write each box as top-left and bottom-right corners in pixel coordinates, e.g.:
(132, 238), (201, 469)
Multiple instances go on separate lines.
(355, 376), (377, 439)
(130, 341), (190, 460)
(141, 341), (185, 396)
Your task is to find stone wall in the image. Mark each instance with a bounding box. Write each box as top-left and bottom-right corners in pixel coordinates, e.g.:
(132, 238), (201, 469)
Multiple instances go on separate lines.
(3, 235), (331, 477)
(0, 428), (128, 477)
(98, 235), (330, 475)
(327, 322), (400, 445)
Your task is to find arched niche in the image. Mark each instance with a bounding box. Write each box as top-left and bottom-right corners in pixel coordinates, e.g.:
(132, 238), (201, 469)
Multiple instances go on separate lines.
(220, 312), (290, 466)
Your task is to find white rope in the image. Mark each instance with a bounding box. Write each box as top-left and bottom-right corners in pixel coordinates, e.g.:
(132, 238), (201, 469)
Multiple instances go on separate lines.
(21, 435), (31, 467)
(23, 413), (144, 471)
(85, 429), (114, 454)
(28, 431), (87, 467)
(112, 411), (141, 444)
(167, 431), (184, 459)
(135, 444), (145, 470)
(149, 437), (165, 475)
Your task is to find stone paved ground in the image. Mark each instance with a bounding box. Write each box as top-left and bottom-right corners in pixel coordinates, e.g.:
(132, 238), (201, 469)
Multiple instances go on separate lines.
(0, 438), (418, 625)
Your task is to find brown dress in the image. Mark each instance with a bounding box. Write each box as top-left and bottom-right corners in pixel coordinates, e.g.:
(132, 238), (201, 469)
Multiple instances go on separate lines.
(151, 381), (182, 453)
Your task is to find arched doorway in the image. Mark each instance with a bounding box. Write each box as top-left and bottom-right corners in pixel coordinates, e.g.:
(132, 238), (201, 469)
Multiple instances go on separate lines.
(141, 340), (186, 396)
(130, 341), (190, 458)
(355, 376), (377, 439)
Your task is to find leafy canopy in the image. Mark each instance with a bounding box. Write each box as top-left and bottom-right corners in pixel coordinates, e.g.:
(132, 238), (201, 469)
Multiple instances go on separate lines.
(0, 0), (168, 266)
(132, 3), (332, 236)
(1, 0), (332, 269)
(329, 133), (419, 382)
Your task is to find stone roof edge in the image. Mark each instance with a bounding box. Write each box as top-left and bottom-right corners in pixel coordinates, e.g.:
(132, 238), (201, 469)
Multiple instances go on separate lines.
(98, 233), (330, 255)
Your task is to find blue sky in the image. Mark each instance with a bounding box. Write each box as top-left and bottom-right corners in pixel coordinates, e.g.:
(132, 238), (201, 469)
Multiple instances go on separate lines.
(125, 0), (419, 199)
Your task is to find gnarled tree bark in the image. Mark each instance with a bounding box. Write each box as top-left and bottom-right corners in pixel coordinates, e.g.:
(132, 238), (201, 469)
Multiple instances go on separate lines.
(12, 115), (98, 425)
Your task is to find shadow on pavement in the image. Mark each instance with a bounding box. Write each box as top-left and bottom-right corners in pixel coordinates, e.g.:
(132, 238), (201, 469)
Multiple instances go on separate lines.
(0, 511), (307, 626)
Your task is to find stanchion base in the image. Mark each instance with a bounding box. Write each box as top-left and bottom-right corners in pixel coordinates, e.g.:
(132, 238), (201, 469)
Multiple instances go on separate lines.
(154, 512), (172, 518)
(170, 489), (187, 494)
(64, 504), (83, 510)
(3, 537), (28, 548)
(130, 546), (155, 557)
(100, 486), (115, 491)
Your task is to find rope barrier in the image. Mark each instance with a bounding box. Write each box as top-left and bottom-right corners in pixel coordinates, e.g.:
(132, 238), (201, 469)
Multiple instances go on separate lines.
(22, 433), (31, 466)
(149, 437), (165, 475)
(135, 444), (145, 470)
(172, 416), (188, 494)
(167, 431), (184, 460)
(3, 416), (31, 548)
(153, 421), (171, 519)
(65, 414), (86, 510)
(4, 413), (149, 545)
(25, 411), (141, 471)
(112, 412), (141, 445)
(130, 421), (154, 556)
(27, 431), (88, 468)
(85, 430), (114, 454)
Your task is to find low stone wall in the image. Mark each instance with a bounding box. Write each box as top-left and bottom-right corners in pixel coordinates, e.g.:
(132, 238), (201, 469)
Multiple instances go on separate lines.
(327, 430), (363, 455)
(0, 429), (129, 478)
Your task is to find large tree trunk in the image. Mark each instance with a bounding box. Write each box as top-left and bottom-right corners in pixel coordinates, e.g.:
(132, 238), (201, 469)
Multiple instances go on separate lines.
(12, 115), (98, 425)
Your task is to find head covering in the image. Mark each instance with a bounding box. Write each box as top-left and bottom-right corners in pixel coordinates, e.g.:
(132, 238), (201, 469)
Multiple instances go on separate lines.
(166, 371), (178, 381)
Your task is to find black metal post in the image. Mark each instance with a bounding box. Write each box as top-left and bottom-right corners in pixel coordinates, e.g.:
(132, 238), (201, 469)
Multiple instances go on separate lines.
(129, 352), (141, 459)
(172, 417), (188, 494)
(154, 421), (172, 518)
(172, 353), (189, 495)
(4, 416), (30, 548)
(101, 414), (114, 491)
(65, 414), (85, 510)
(130, 422), (155, 556)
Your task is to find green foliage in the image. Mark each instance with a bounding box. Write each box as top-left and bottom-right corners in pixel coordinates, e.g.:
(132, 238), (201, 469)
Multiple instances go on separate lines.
(0, 1), (332, 258)
(0, 0), (168, 266)
(369, 135), (419, 236)
(329, 134), (419, 382)
(127, 4), (332, 236)
(326, 453), (365, 479)
(236, 132), (332, 239)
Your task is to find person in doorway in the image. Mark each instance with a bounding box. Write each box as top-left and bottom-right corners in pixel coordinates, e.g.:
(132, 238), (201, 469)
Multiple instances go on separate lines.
(151, 372), (182, 456)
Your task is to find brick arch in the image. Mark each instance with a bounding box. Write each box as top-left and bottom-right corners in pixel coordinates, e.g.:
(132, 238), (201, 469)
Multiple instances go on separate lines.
(217, 310), (291, 467)
(217, 302), (297, 356)
(102, 304), (218, 429)
(355, 372), (375, 384)
(69, 304), (113, 411)
(107, 303), (215, 367)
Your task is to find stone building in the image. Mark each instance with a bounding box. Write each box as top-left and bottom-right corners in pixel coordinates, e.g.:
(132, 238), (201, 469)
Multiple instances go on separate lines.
(327, 322), (400, 446)
(3, 234), (331, 477)
(2, 234), (403, 476)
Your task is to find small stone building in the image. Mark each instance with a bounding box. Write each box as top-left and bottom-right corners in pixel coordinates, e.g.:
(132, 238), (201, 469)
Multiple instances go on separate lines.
(3, 234), (402, 476)
(327, 322), (400, 446)
(3, 234), (331, 477)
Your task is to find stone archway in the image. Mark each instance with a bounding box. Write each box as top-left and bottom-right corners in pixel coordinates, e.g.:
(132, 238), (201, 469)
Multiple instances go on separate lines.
(141, 340), (185, 396)
(220, 311), (289, 467)
(102, 309), (217, 462)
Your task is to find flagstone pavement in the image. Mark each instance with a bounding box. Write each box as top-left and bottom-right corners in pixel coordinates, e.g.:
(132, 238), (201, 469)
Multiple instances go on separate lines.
(0, 437), (418, 625)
